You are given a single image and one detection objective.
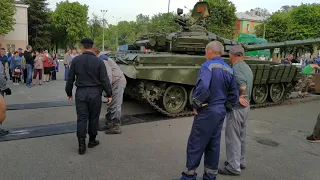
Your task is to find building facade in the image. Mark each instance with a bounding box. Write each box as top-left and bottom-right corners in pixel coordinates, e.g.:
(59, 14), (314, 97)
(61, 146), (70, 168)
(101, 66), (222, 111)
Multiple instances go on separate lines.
(235, 12), (266, 38)
(0, 3), (29, 52)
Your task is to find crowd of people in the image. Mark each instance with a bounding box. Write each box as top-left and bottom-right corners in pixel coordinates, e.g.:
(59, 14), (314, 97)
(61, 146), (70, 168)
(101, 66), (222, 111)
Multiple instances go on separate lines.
(0, 46), (59, 87)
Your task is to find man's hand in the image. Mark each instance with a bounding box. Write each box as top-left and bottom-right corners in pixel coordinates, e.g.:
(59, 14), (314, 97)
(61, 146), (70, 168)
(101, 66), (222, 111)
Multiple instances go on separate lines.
(311, 64), (320, 70)
(193, 104), (208, 115)
(239, 95), (249, 107)
(67, 96), (72, 102)
(4, 88), (11, 95)
(107, 97), (112, 104)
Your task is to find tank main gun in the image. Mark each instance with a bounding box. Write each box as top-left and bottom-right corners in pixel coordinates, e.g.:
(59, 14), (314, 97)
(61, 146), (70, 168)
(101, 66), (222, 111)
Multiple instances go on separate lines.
(243, 39), (320, 51)
(133, 33), (168, 52)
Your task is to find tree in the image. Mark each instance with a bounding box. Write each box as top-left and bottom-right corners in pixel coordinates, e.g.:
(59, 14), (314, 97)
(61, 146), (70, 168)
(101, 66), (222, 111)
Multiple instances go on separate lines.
(255, 11), (290, 42)
(246, 7), (270, 18)
(24, 0), (51, 49)
(280, 5), (297, 12)
(88, 13), (103, 41)
(135, 14), (150, 36)
(256, 3), (320, 42)
(0, 0), (16, 35)
(148, 12), (180, 33)
(204, 0), (237, 40)
(52, 1), (89, 48)
(287, 3), (320, 40)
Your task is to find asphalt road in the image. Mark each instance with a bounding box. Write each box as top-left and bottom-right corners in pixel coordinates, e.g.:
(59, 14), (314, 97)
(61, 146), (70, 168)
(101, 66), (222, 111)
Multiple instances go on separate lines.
(0, 100), (320, 180)
(0, 64), (319, 180)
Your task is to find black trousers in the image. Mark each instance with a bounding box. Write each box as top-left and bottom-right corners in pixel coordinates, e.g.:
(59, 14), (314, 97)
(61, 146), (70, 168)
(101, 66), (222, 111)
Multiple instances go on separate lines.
(51, 66), (56, 80)
(9, 68), (12, 80)
(23, 68), (27, 83)
(75, 87), (102, 138)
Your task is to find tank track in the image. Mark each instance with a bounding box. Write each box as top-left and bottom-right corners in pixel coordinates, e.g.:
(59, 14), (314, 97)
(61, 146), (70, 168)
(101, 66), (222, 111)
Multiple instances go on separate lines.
(127, 80), (313, 118)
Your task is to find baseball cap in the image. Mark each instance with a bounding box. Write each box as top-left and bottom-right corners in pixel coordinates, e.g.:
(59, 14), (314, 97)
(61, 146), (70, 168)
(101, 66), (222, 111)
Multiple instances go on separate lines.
(18, 48), (22, 50)
(230, 45), (245, 57)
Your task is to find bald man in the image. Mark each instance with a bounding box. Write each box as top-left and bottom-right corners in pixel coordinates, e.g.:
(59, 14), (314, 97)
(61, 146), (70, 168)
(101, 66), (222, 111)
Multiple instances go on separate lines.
(178, 41), (239, 180)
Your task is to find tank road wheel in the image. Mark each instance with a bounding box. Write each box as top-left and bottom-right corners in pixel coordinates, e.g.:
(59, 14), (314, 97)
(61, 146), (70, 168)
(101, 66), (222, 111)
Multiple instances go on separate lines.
(162, 85), (188, 114)
(188, 87), (195, 107)
(252, 84), (269, 104)
(269, 83), (285, 102)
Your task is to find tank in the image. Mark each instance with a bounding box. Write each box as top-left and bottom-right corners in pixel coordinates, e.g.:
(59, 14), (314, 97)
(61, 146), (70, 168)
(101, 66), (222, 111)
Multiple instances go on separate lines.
(109, 1), (319, 117)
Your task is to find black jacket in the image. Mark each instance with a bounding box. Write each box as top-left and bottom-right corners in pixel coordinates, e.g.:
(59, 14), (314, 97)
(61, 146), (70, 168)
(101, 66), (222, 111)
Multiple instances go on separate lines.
(24, 50), (34, 65)
(65, 51), (112, 97)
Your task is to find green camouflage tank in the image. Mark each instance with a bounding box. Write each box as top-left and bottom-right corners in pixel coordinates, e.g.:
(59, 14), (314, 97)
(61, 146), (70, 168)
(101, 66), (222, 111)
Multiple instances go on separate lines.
(107, 1), (320, 117)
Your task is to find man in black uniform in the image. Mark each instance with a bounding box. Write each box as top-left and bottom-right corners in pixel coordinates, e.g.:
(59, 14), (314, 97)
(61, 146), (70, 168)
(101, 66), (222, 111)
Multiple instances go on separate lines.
(65, 38), (112, 155)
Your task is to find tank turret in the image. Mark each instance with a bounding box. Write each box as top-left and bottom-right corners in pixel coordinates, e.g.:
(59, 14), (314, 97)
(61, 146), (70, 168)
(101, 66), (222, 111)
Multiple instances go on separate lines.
(131, 1), (238, 55)
(131, 1), (320, 56)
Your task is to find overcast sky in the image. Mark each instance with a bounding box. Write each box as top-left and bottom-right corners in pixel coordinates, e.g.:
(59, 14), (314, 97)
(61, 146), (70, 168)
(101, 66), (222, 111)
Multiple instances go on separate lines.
(47, 0), (319, 24)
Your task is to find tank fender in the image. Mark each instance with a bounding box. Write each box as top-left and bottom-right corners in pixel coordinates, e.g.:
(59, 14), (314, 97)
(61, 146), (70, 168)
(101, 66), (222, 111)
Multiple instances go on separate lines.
(118, 64), (137, 79)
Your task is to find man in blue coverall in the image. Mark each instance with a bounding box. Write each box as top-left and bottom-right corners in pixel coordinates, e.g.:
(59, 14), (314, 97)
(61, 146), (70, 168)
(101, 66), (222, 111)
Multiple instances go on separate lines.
(178, 41), (239, 180)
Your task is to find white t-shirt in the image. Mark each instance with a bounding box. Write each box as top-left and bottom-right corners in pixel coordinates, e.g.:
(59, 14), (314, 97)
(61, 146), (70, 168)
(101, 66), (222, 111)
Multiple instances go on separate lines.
(259, 57), (266, 60)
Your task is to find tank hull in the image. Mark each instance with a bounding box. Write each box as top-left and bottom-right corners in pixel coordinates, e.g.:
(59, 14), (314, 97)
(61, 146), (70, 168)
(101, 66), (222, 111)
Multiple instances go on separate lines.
(115, 53), (302, 117)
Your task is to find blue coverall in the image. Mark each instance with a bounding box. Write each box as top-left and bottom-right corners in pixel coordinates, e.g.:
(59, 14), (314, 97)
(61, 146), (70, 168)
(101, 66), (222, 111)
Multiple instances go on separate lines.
(181, 57), (239, 180)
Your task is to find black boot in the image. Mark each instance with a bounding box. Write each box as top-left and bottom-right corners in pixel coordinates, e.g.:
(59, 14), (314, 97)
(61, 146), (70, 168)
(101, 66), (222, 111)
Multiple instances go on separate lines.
(78, 138), (86, 155)
(105, 119), (122, 134)
(88, 135), (100, 148)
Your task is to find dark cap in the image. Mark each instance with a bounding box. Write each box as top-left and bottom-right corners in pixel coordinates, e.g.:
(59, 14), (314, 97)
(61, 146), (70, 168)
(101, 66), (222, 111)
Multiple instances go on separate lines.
(18, 48), (22, 50)
(80, 38), (94, 45)
(230, 45), (245, 57)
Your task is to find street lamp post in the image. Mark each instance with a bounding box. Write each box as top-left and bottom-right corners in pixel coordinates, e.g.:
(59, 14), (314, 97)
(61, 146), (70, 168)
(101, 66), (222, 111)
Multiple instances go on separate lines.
(112, 16), (122, 51)
(263, 22), (266, 39)
(101, 10), (108, 51)
(168, 0), (171, 13)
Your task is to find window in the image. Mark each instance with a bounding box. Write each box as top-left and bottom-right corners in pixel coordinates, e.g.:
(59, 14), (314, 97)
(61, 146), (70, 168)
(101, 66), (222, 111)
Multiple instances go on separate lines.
(247, 24), (249, 31)
(6, 44), (15, 52)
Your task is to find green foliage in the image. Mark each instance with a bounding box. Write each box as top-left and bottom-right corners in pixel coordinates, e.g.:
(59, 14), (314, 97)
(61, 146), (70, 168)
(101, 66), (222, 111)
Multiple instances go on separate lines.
(256, 3), (320, 43)
(0, 0), (16, 35)
(288, 3), (320, 39)
(95, 12), (180, 51)
(51, 1), (89, 48)
(88, 13), (103, 41)
(255, 11), (290, 42)
(24, 0), (51, 49)
(147, 13), (180, 33)
(204, 0), (237, 40)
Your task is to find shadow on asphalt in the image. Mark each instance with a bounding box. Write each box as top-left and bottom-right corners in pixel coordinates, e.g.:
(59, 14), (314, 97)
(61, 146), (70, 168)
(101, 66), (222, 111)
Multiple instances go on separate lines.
(0, 112), (174, 142)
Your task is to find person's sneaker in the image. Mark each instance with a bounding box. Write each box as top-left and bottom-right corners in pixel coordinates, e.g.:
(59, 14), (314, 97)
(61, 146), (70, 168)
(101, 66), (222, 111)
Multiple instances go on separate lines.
(218, 167), (240, 176)
(0, 129), (9, 136)
(88, 140), (100, 148)
(224, 161), (246, 169)
(306, 135), (320, 143)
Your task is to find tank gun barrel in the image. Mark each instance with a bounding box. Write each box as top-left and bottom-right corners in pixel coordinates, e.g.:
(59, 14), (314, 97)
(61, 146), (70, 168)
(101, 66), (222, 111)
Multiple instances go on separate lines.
(245, 38), (320, 51)
(133, 35), (167, 51)
(134, 39), (155, 48)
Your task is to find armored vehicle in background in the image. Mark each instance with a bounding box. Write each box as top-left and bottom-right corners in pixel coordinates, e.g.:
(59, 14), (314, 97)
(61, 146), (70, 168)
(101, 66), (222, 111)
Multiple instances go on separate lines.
(109, 1), (320, 117)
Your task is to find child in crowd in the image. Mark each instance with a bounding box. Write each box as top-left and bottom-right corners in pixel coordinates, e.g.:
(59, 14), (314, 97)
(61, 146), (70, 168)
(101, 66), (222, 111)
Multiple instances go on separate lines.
(12, 67), (21, 85)
(11, 51), (22, 84)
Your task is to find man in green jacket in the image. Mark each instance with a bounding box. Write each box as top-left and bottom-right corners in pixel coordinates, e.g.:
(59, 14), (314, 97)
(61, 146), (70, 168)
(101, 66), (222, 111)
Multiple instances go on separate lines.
(297, 64), (320, 96)
(302, 63), (320, 142)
